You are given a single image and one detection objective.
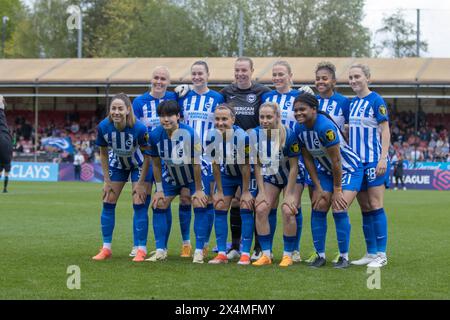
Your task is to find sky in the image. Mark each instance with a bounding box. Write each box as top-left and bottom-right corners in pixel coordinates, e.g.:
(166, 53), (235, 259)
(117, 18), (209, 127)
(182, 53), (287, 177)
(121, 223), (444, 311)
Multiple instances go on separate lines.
(363, 0), (450, 57)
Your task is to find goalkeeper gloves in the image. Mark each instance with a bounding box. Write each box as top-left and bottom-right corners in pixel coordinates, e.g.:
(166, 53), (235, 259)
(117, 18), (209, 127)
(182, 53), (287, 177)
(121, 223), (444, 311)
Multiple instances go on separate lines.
(299, 85), (315, 96)
(174, 84), (193, 99)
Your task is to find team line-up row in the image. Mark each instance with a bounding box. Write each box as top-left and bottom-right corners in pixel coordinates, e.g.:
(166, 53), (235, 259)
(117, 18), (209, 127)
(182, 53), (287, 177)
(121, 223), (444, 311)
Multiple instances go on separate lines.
(91, 57), (390, 269)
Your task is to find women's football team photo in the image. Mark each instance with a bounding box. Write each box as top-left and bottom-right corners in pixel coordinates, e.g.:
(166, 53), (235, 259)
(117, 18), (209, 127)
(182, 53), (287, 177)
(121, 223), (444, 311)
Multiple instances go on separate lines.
(91, 57), (390, 269)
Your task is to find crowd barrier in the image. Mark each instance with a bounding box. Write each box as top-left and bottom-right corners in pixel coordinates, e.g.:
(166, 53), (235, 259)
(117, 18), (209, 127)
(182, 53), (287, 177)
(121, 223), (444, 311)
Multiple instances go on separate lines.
(8, 162), (450, 191)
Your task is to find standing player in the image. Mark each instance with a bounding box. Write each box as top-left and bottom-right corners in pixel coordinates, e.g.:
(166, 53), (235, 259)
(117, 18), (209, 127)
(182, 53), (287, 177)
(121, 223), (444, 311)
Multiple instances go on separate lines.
(305, 61), (351, 263)
(348, 64), (390, 268)
(219, 57), (270, 261)
(148, 100), (209, 263)
(261, 60), (310, 262)
(178, 61), (224, 258)
(315, 61), (350, 135)
(252, 101), (302, 267)
(0, 95), (12, 193)
(206, 103), (256, 265)
(293, 93), (363, 268)
(131, 66), (179, 258)
(92, 93), (151, 262)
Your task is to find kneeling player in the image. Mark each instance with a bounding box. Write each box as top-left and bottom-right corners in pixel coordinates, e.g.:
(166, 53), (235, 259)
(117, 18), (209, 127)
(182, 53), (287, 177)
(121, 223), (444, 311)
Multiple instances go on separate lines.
(252, 102), (303, 267)
(148, 100), (209, 263)
(207, 104), (256, 266)
(293, 94), (363, 269)
(92, 93), (151, 262)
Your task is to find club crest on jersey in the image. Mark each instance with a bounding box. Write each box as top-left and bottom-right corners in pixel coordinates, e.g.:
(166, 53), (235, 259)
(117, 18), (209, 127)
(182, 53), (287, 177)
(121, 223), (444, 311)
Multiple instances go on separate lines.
(125, 138), (133, 148)
(247, 94), (256, 103)
(358, 106), (366, 115)
(143, 132), (149, 143)
(326, 103), (335, 113)
(379, 105), (387, 115)
(204, 102), (212, 109)
(313, 138), (320, 147)
(290, 142), (300, 153)
(285, 101), (292, 108)
(325, 129), (336, 142)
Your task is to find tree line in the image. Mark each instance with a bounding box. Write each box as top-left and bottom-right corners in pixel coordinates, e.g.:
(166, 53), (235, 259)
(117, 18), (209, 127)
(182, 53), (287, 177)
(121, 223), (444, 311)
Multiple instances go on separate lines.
(0, 0), (426, 58)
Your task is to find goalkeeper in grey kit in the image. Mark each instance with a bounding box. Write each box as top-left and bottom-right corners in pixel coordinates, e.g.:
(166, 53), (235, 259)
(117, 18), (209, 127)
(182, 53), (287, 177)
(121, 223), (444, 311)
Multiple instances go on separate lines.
(176, 57), (314, 261)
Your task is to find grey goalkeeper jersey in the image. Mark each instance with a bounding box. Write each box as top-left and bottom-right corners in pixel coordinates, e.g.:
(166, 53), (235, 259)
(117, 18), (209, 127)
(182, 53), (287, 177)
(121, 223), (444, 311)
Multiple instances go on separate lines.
(220, 82), (271, 131)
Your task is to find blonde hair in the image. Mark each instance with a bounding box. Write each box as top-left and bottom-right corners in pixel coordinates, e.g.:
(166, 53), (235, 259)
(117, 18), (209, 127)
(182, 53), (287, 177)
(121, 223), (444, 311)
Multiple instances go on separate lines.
(260, 101), (286, 148)
(350, 63), (371, 79)
(108, 93), (136, 128)
(273, 60), (293, 86)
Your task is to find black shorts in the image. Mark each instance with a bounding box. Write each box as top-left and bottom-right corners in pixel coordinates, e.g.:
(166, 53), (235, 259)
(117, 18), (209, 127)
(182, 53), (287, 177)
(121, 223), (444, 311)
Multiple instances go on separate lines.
(0, 135), (12, 172)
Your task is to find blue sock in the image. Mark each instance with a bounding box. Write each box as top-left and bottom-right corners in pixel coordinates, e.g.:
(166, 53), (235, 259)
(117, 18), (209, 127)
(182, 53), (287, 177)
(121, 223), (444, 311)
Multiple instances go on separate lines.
(133, 203), (148, 247)
(362, 211), (377, 255)
(101, 203), (116, 244)
(240, 209), (254, 254)
(283, 235), (297, 253)
(179, 204), (192, 242)
(193, 207), (208, 250)
(153, 208), (168, 250)
(371, 208), (388, 253)
(144, 195), (151, 210)
(165, 205), (172, 249)
(134, 196), (151, 247)
(205, 204), (215, 245)
(268, 209), (277, 251)
(311, 210), (327, 254)
(214, 210), (228, 253)
(333, 211), (351, 254)
(294, 208), (303, 251)
(132, 210), (139, 247)
(258, 233), (271, 252)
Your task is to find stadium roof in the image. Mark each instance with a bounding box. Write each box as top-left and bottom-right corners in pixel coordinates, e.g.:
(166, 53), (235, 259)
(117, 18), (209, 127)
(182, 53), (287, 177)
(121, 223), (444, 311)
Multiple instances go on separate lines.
(0, 57), (449, 85)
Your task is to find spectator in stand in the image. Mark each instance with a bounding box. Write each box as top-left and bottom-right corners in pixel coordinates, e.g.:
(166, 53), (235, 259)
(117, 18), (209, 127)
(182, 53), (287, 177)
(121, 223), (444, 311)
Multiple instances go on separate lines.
(410, 147), (424, 163)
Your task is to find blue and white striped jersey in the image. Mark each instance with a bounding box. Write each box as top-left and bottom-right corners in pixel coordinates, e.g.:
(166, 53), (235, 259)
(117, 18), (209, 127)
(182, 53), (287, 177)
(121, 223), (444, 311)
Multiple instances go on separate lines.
(251, 125), (300, 185)
(348, 91), (389, 163)
(96, 118), (149, 170)
(179, 89), (224, 146)
(148, 123), (202, 186)
(295, 113), (361, 175)
(132, 91), (177, 132)
(317, 92), (350, 132)
(205, 125), (250, 177)
(261, 89), (302, 130)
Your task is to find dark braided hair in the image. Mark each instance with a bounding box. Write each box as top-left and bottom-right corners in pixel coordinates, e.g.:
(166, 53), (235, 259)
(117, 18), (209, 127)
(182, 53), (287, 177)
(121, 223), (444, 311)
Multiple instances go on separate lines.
(294, 93), (348, 143)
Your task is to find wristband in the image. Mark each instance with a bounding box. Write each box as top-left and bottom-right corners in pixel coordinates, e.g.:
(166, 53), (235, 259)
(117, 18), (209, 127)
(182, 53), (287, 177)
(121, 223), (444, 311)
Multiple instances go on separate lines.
(156, 182), (163, 192)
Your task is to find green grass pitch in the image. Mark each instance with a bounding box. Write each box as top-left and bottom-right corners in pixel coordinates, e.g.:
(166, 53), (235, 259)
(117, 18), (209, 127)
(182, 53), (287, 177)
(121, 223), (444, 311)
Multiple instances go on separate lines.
(1, 181), (449, 299)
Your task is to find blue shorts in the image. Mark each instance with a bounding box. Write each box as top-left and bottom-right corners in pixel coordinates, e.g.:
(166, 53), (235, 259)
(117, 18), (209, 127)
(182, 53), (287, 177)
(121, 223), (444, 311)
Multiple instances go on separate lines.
(162, 174), (211, 197)
(263, 165), (306, 189)
(220, 174), (257, 197)
(360, 161), (391, 191)
(109, 165), (153, 183)
(296, 163), (306, 185)
(304, 171), (313, 186)
(314, 165), (364, 193)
